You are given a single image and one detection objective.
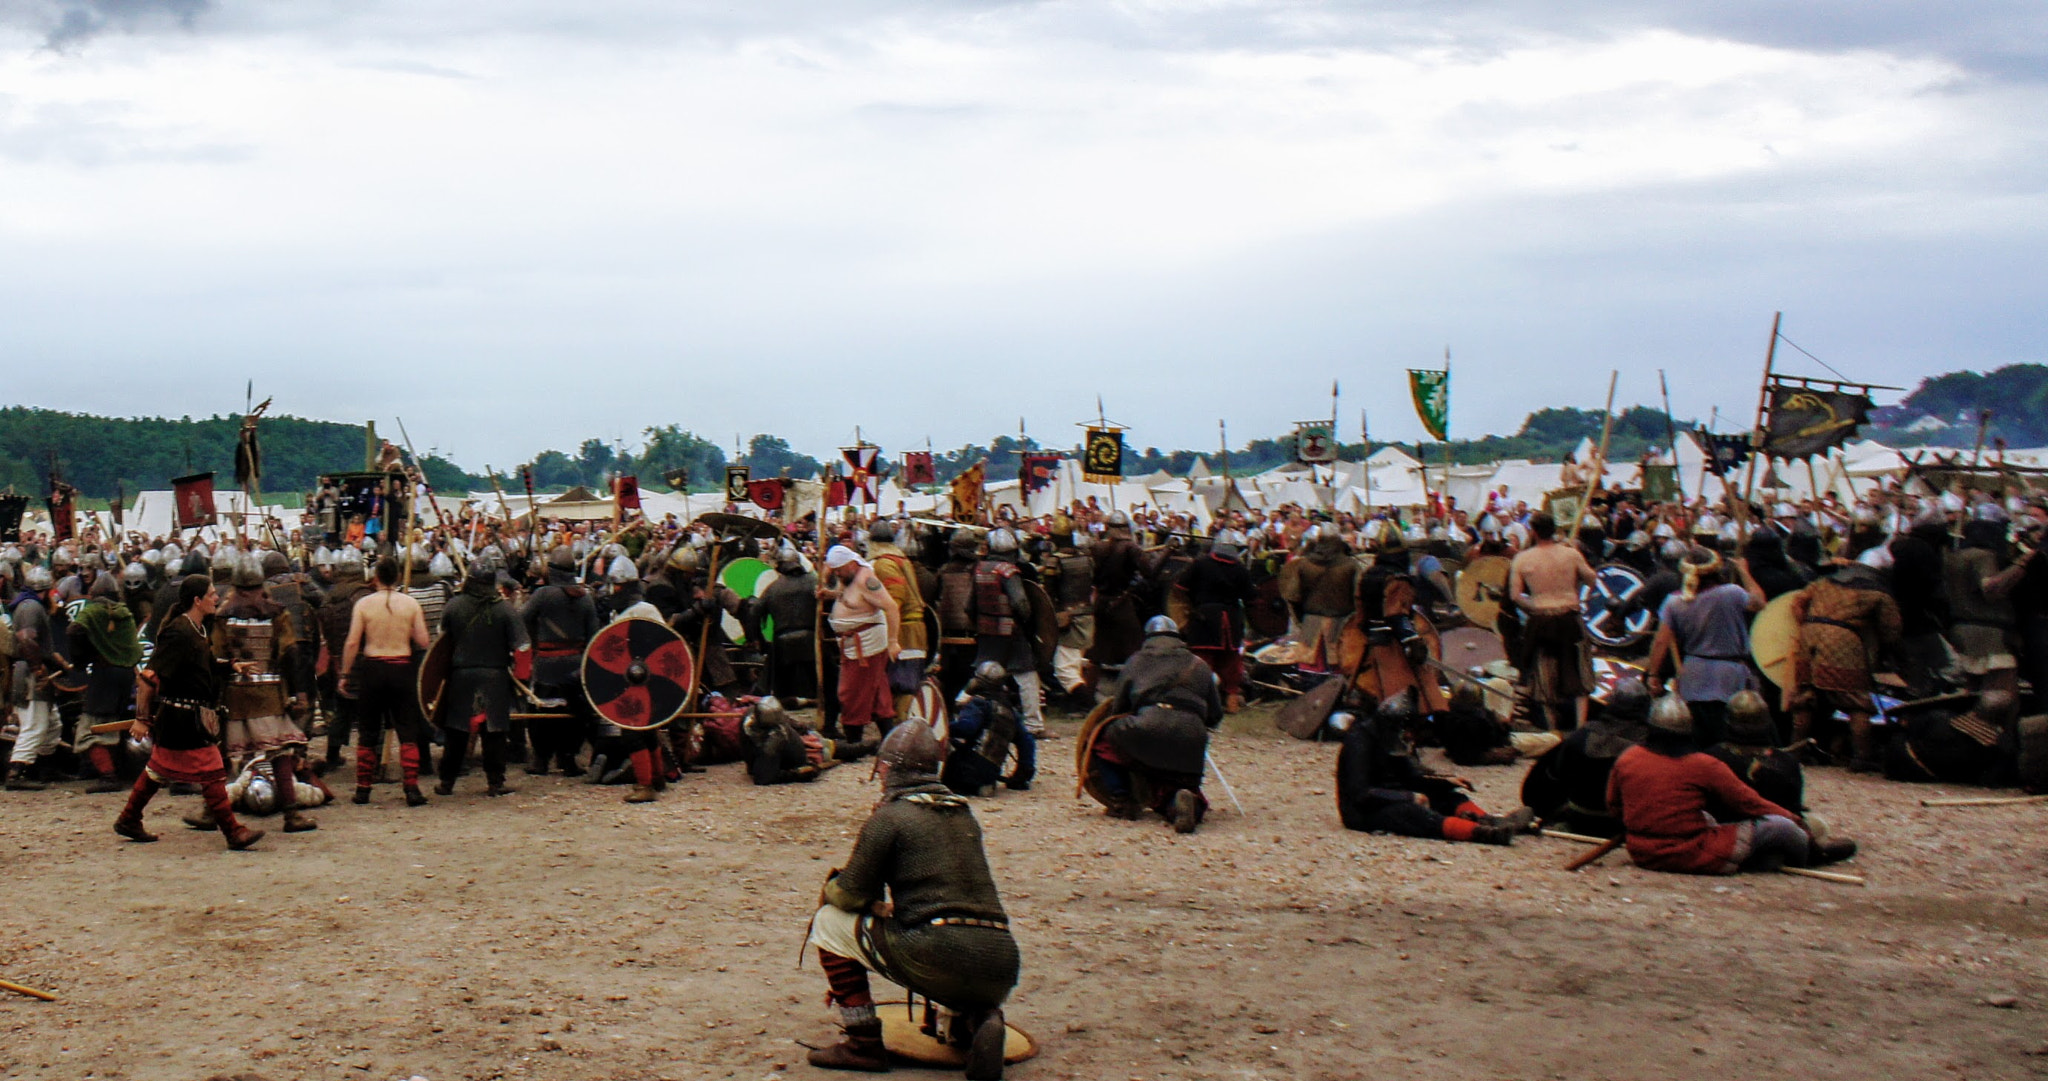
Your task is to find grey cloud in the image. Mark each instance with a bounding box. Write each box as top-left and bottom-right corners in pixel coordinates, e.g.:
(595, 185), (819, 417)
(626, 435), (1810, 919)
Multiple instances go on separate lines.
(0, 96), (251, 165)
(0, 0), (212, 49)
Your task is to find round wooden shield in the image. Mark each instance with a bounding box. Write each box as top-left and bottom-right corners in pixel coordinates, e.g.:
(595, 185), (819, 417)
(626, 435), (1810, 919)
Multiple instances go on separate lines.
(1578, 563), (1656, 651)
(907, 677), (950, 752)
(876, 1004), (1037, 1067)
(1749, 592), (1799, 691)
(1454, 555), (1511, 632)
(1023, 578), (1059, 670)
(582, 617), (695, 730)
(1073, 698), (1126, 809)
(415, 632), (455, 725)
(1438, 625), (1507, 672)
(694, 511), (784, 542)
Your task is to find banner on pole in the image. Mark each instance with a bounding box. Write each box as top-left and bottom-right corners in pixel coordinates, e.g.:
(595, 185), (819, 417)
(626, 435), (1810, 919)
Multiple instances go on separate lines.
(724, 466), (752, 503)
(1408, 368), (1450, 442)
(172, 473), (218, 529)
(1083, 428), (1123, 483)
(1294, 422), (1337, 464)
(1021, 454), (1062, 493)
(900, 451), (936, 487)
(1760, 381), (1872, 460)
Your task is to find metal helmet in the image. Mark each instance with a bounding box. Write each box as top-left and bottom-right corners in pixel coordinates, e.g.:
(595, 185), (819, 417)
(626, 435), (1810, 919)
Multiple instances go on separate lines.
(1143, 615), (1181, 638)
(140, 548), (165, 568)
(334, 546), (365, 577)
(987, 528), (1019, 554)
(1325, 710), (1357, 733)
(25, 565), (54, 590)
(548, 546), (577, 571)
(1726, 689), (1773, 744)
(666, 545), (700, 573)
(312, 546), (335, 568)
(1106, 511), (1131, 529)
(1625, 530), (1651, 551)
(261, 550), (291, 578)
(948, 529), (980, 557)
(231, 555), (265, 590)
(1211, 528), (1246, 558)
(1374, 690), (1417, 728)
(967, 660), (1008, 694)
(1648, 694), (1693, 735)
(122, 562), (148, 588)
(51, 545), (75, 569)
(774, 543), (803, 573)
(744, 696), (791, 738)
(868, 521), (896, 545)
(429, 552), (457, 579)
(241, 774), (278, 816)
(875, 720), (943, 776)
(607, 555), (638, 583)
(89, 572), (121, 599)
(1604, 677), (1651, 723)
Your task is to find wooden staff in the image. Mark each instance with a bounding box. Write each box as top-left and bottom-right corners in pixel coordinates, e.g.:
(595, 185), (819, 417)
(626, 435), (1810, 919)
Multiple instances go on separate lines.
(1543, 827), (1864, 885)
(1567, 370), (1619, 543)
(1920, 794), (2048, 808)
(814, 476), (833, 704)
(1564, 835), (1625, 871)
(1740, 311), (1782, 504)
(395, 417), (464, 576)
(0, 977), (56, 1001)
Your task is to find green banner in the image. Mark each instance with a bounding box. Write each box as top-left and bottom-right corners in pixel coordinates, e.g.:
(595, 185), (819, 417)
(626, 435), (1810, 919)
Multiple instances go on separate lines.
(1409, 368), (1449, 442)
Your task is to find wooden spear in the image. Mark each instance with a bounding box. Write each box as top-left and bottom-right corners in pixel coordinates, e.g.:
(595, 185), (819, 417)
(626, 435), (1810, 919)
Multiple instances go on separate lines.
(1567, 370), (1619, 542)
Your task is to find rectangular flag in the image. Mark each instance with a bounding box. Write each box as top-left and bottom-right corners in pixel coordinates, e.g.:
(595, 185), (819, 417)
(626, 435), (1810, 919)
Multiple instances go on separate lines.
(1082, 428), (1123, 483)
(842, 445), (878, 505)
(725, 465), (751, 503)
(900, 451), (937, 486)
(172, 472), (218, 529)
(1294, 422), (1336, 464)
(47, 482), (76, 543)
(1694, 431), (1752, 477)
(0, 494), (25, 542)
(1760, 382), (1872, 460)
(950, 461), (986, 522)
(613, 475), (641, 510)
(1408, 368), (1450, 441)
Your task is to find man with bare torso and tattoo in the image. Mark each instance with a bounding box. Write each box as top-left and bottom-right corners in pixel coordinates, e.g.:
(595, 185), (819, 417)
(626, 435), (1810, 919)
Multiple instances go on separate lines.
(340, 556), (432, 806)
(1508, 513), (1598, 731)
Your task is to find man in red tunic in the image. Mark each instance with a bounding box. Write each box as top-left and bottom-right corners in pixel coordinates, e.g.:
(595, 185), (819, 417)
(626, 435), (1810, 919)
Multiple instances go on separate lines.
(1607, 695), (1853, 874)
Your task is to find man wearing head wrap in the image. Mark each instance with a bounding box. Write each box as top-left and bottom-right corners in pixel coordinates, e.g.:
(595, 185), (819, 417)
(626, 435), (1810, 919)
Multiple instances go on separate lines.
(1507, 513), (1599, 731)
(1172, 530), (1255, 713)
(66, 573), (145, 793)
(1644, 546), (1766, 749)
(1520, 677), (1653, 837)
(115, 575), (265, 850)
(802, 723), (1019, 1078)
(820, 543), (901, 748)
(1605, 696), (1835, 875)
(210, 556), (321, 833)
(3, 565), (60, 789)
(1785, 557), (1904, 771)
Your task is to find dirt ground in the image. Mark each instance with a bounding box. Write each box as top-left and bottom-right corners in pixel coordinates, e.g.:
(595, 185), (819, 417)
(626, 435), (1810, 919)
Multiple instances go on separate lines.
(2, 702), (2045, 1081)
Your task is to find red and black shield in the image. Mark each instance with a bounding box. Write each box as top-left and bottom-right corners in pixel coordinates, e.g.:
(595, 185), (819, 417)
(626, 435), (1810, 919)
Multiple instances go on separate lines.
(581, 617), (694, 730)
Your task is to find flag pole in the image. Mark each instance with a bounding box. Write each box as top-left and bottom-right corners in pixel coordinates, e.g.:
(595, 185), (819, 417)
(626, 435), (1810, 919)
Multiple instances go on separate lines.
(1658, 368), (1684, 502)
(1737, 312), (1782, 517)
(1568, 370), (1618, 543)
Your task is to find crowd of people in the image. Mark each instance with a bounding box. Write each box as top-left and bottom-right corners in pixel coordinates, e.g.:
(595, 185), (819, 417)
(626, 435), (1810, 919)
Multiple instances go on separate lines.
(2, 461), (2044, 1076)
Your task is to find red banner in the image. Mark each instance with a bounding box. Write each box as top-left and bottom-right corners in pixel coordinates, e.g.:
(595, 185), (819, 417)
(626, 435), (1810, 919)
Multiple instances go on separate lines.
(746, 479), (787, 511)
(47, 483), (76, 542)
(614, 475), (641, 510)
(172, 473), (217, 529)
(1021, 454), (1062, 494)
(901, 451), (936, 486)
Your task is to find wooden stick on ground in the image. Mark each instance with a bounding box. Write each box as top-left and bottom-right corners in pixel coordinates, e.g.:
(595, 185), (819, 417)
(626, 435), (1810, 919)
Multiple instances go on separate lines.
(1541, 827), (1866, 885)
(0, 978), (57, 1001)
(1920, 794), (2048, 808)
(1564, 835), (1624, 871)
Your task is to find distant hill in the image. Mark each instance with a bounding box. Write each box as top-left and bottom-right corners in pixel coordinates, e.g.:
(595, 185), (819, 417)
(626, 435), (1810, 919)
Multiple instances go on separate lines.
(1890, 364), (2048, 447)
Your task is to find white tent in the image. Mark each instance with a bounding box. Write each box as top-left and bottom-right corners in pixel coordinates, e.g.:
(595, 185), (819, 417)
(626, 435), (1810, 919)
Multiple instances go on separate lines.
(127, 489), (300, 539)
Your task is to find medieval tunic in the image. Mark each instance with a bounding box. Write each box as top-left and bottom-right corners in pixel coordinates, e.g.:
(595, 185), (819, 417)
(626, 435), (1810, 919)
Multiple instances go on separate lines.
(816, 781), (1020, 1012)
(1278, 540), (1358, 666)
(1086, 535), (1145, 666)
(1605, 746), (1796, 875)
(1788, 568), (1902, 715)
(1946, 545), (2017, 674)
(212, 591), (307, 758)
(439, 578), (530, 735)
(1102, 636), (1222, 778)
(144, 614), (230, 785)
(68, 596), (142, 749)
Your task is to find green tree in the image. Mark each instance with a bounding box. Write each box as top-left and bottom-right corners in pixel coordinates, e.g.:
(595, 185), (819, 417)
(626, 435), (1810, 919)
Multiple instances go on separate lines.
(738, 434), (822, 479)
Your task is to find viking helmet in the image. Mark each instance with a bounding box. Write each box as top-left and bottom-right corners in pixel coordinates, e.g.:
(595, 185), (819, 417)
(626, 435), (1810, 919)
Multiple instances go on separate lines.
(744, 696), (791, 738)
(948, 529), (980, 557)
(868, 521), (896, 545)
(122, 562), (148, 588)
(89, 572), (122, 599)
(968, 660), (1008, 694)
(231, 556), (265, 590)
(607, 555), (638, 584)
(774, 543), (803, 573)
(1726, 689), (1773, 744)
(1106, 511), (1131, 529)
(241, 773), (278, 816)
(548, 546), (577, 571)
(987, 528), (1019, 554)
(23, 564), (52, 591)
(667, 545), (701, 573)
(875, 720), (943, 776)
(1648, 694), (1693, 735)
(1144, 615), (1181, 638)
(261, 550), (291, 578)
(429, 552), (456, 579)
(1604, 677), (1652, 723)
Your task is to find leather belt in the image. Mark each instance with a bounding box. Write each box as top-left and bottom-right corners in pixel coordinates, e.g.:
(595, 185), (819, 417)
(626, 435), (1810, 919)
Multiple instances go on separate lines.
(927, 916), (1009, 931)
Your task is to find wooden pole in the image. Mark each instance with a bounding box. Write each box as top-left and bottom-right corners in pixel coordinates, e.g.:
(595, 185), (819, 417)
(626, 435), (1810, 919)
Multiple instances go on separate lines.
(1658, 368), (1684, 501)
(1739, 311), (1782, 505)
(0, 977), (57, 1002)
(1567, 370), (1619, 542)
(1920, 793), (2048, 808)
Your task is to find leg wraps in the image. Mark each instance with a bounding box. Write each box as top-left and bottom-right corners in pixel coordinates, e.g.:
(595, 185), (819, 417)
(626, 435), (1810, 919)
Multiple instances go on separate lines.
(118, 774), (161, 822)
(200, 780), (242, 834)
(819, 949), (877, 1023)
(356, 745), (381, 789)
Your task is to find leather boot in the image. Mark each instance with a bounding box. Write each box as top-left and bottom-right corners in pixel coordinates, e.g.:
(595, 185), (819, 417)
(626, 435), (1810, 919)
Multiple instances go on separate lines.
(1170, 790), (1202, 835)
(2, 759), (47, 791)
(806, 1020), (889, 1072)
(1813, 837), (1858, 865)
(1483, 806), (1538, 834)
(183, 806), (219, 831)
(1467, 822), (1517, 846)
(282, 810), (319, 833)
(963, 1008), (1007, 1081)
(485, 781), (516, 797)
(404, 785), (429, 807)
(114, 816), (159, 843)
(224, 823), (266, 850)
(352, 785), (372, 804)
(624, 785), (658, 804)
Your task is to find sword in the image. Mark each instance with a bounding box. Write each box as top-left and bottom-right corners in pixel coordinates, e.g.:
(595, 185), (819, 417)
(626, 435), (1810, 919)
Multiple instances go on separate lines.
(1204, 750), (1245, 816)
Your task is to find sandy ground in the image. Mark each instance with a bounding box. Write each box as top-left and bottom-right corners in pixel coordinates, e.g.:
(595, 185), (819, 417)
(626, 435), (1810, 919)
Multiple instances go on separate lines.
(1, 703), (2045, 1081)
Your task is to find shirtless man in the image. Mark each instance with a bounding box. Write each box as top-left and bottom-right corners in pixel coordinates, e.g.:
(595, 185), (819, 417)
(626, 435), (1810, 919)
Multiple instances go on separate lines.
(1508, 513), (1598, 730)
(340, 556), (433, 805)
(818, 545), (901, 749)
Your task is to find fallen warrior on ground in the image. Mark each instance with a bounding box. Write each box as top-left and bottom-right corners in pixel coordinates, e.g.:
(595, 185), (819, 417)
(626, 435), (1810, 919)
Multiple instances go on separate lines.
(1336, 691), (1535, 845)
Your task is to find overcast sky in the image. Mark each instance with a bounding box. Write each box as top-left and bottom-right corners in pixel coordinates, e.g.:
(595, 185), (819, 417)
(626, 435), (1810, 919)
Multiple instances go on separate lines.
(2, 0), (2044, 468)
